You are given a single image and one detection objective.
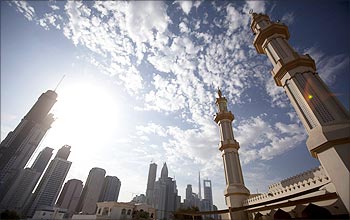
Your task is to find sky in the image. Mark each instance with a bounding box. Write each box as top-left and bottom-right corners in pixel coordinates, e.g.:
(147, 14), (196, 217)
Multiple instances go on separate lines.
(1, 0), (349, 210)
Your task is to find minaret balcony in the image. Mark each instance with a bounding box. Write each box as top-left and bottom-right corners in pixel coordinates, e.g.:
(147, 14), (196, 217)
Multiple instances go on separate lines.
(253, 23), (290, 54)
(219, 140), (240, 151)
(214, 111), (234, 123)
(271, 54), (316, 86)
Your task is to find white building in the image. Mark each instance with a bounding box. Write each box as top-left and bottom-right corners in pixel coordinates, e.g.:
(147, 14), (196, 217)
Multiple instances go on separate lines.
(72, 202), (156, 220)
(31, 206), (66, 220)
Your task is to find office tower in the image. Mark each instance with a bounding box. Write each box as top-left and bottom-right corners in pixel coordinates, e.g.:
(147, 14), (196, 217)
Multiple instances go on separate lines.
(198, 171), (202, 200)
(76, 167), (106, 214)
(203, 180), (213, 211)
(153, 163), (180, 220)
(26, 145), (72, 217)
(31, 147), (54, 173)
(0, 147), (53, 212)
(99, 176), (121, 202)
(146, 162), (157, 205)
(0, 90), (57, 198)
(56, 179), (83, 216)
(250, 12), (350, 212)
(186, 184), (192, 202)
(214, 89), (250, 220)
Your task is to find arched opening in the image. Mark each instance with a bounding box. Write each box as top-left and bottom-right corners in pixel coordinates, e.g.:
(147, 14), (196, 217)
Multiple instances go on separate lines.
(274, 208), (291, 219)
(301, 203), (332, 219)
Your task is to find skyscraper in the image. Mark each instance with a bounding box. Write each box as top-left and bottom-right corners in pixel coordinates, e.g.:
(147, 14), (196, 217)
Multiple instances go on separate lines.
(146, 162), (157, 205)
(203, 180), (213, 211)
(198, 171), (202, 200)
(76, 167), (106, 214)
(153, 163), (180, 220)
(0, 147), (53, 212)
(214, 89), (250, 220)
(250, 11), (350, 212)
(26, 145), (72, 217)
(56, 179), (83, 217)
(0, 90), (57, 198)
(99, 175), (121, 202)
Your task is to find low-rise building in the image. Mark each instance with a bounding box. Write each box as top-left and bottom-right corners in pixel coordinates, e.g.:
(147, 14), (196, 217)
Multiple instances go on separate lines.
(72, 201), (156, 220)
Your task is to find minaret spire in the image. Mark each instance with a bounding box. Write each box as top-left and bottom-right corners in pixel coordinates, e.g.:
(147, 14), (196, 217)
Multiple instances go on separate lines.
(214, 89), (249, 220)
(251, 13), (350, 212)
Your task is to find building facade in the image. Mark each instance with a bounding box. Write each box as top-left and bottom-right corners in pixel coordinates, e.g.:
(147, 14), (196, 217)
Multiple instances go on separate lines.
(72, 201), (156, 220)
(26, 145), (72, 217)
(99, 175), (121, 202)
(146, 163), (157, 205)
(0, 90), (57, 199)
(153, 163), (180, 220)
(203, 180), (213, 212)
(56, 179), (83, 217)
(0, 147), (53, 213)
(76, 167), (106, 214)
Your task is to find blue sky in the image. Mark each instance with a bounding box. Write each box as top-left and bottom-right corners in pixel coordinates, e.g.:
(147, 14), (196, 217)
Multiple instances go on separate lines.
(1, 1), (349, 209)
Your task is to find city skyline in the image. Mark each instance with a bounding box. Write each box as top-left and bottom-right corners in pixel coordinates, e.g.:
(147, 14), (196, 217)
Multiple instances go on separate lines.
(1, 1), (349, 210)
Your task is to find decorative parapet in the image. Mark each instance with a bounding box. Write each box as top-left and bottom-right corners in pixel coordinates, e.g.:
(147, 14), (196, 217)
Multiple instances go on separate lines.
(243, 166), (331, 206)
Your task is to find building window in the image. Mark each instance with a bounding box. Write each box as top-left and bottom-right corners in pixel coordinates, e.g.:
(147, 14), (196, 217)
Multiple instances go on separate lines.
(121, 209), (126, 215)
(98, 208), (101, 214)
(127, 209), (131, 215)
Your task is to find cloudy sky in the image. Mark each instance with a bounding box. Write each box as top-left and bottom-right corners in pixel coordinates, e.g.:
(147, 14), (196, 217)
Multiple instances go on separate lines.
(1, 1), (349, 209)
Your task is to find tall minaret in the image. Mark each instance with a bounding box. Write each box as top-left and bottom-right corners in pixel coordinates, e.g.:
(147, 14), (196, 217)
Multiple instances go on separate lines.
(250, 12), (350, 212)
(214, 89), (249, 220)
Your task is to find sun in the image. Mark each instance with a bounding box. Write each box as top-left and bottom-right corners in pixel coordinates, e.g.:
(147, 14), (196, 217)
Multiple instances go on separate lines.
(47, 82), (120, 149)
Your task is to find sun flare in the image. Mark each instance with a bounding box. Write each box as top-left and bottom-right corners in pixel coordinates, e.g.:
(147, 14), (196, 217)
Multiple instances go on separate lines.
(48, 82), (120, 148)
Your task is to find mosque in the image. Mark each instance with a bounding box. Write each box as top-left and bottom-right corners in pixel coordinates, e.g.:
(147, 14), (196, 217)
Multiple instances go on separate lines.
(179, 12), (349, 220)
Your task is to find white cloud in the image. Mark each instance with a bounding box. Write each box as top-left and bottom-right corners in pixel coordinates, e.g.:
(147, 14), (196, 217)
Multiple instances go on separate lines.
(124, 1), (170, 47)
(281, 12), (295, 25)
(304, 47), (349, 84)
(236, 115), (307, 163)
(12, 1), (36, 21)
(243, 1), (266, 14)
(176, 1), (193, 15)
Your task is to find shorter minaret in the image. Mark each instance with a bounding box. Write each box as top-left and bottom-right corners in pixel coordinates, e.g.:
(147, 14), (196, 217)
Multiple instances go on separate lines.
(214, 89), (249, 220)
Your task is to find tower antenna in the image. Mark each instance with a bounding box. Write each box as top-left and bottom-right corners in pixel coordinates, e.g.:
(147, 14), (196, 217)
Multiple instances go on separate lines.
(54, 75), (65, 92)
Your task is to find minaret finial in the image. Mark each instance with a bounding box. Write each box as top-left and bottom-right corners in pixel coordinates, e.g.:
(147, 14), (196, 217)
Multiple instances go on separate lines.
(218, 87), (222, 98)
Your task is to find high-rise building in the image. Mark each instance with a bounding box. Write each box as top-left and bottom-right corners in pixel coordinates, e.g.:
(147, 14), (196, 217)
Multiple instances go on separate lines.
(99, 176), (121, 202)
(0, 147), (53, 212)
(26, 145), (72, 217)
(198, 171), (202, 200)
(250, 12), (350, 212)
(56, 179), (83, 217)
(31, 147), (54, 173)
(0, 90), (57, 198)
(184, 184), (201, 209)
(76, 167), (106, 214)
(203, 180), (213, 211)
(186, 184), (193, 202)
(153, 163), (180, 220)
(146, 162), (157, 205)
(214, 89), (250, 220)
